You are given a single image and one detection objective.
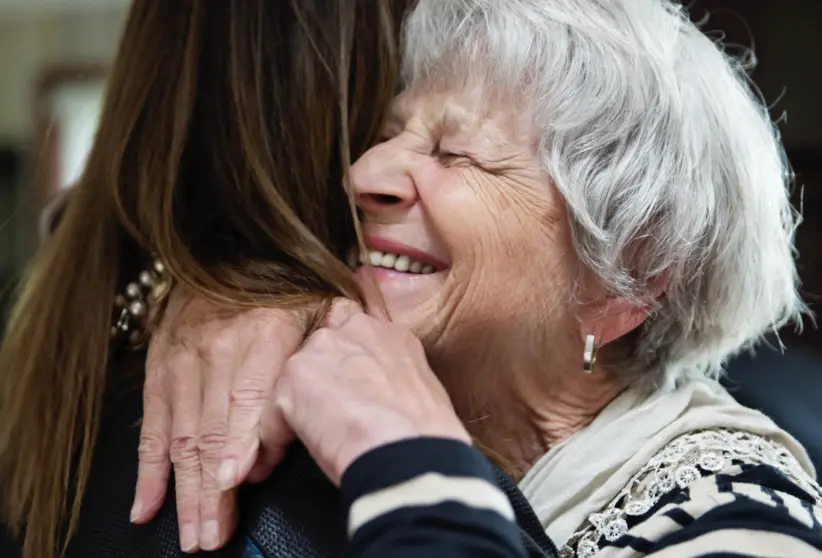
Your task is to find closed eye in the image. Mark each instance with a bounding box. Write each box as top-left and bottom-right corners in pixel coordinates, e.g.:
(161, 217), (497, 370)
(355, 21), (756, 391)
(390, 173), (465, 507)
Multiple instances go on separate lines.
(439, 151), (462, 163)
(436, 148), (473, 167)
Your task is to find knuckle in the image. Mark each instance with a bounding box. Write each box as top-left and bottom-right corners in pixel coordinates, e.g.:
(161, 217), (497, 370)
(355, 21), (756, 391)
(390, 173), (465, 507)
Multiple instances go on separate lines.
(331, 298), (361, 316)
(230, 379), (271, 409)
(189, 332), (235, 367)
(282, 352), (312, 379)
(137, 432), (169, 463)
(207, 330), (238, 358)
(196, 425), (228, 456)
(309, 327), (337, 347)
(252, 307), (289, 332)
(399, 328), (422, 350)
(169, 435), (200, 469)
(346, 312), (373, 331)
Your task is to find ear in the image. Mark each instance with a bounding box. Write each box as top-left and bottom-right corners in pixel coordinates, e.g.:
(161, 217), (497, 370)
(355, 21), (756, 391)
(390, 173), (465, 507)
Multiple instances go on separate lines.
(578, 267), (669, 343)
(576, 268), (668, 345)
(577, 296), (651, 346)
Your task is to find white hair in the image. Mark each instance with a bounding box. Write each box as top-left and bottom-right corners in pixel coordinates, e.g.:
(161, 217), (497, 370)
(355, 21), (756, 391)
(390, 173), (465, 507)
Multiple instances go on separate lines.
(403, 0), (807, 385)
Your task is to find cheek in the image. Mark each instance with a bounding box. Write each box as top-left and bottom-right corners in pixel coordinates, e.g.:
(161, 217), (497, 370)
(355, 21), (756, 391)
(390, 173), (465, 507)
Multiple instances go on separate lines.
(428, 166), (572, 281)
(423, 167), (579, 338)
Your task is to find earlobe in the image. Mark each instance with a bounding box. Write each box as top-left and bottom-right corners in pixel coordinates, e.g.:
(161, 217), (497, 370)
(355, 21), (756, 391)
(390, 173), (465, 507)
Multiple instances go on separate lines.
(578, 296), (653, 348)
(577, 267), (668, 347)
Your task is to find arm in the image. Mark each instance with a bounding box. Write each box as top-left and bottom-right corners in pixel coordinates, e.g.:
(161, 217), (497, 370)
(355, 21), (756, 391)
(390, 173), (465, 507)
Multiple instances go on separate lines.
(644, 473), (822, 557)
(262, 301), (530, 557)
(341, 439), (527, 558)
(585, 466), (822, 558)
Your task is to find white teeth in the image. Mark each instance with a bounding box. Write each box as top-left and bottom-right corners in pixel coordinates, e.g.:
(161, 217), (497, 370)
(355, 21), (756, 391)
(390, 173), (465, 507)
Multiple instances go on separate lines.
(394, 255), (411, 272)
(380, 253), (397, 267)
(359, 250), (437, 274)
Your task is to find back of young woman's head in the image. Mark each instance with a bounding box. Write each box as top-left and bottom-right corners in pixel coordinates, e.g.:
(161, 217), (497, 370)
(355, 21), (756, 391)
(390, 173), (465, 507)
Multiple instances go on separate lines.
(0, 2), (409, 556)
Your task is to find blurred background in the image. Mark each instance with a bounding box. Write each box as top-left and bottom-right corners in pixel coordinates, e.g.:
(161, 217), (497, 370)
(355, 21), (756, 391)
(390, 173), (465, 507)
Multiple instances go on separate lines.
(0, 0), (128, 324)
(0, 0), (820, 355)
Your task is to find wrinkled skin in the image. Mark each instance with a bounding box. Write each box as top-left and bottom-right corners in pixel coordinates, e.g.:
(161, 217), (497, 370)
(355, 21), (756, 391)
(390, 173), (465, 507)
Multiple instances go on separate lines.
(133, 290), (304, 552)
(135, 86), (646, 552)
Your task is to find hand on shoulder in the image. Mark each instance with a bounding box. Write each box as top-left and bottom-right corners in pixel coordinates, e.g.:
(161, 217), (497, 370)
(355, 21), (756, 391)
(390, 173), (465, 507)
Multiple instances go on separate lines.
(269, 299), (470, 485)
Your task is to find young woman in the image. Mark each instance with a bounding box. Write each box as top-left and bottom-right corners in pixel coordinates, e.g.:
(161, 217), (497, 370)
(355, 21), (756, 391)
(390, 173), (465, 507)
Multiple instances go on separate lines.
(0, 1), (409, 556)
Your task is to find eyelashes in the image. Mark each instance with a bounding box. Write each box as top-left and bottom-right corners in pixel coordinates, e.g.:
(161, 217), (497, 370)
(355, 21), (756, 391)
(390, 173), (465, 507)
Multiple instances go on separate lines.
(431, 138), (458, 164)
(375, 130), (475, 169)
(435, 142), (473, 167)
(437, 150), (465, 166)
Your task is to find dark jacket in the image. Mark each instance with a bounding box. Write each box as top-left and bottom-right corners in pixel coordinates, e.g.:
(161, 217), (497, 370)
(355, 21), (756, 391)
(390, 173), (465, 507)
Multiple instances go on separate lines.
(3, 349), (558, 558)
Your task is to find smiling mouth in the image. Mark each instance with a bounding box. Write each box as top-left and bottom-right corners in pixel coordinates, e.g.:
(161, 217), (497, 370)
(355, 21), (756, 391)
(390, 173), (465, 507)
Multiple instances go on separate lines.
(348, 249), (444, 275)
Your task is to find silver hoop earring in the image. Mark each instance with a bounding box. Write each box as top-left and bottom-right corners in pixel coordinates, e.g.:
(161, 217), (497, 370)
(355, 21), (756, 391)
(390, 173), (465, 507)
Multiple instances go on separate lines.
(583, 334), (597, 374)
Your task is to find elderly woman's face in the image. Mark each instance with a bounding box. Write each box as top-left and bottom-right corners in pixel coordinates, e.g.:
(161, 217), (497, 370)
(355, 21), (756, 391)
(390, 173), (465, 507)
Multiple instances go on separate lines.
(350, 88), (582, 375)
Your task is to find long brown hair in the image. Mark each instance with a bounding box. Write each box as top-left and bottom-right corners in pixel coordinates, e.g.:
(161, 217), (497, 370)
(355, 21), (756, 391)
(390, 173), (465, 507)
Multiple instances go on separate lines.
(0, 1), (408, 556)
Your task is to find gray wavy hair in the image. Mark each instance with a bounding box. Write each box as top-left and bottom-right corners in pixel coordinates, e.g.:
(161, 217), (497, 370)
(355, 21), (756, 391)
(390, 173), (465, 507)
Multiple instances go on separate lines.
(403, 0), (807, 386)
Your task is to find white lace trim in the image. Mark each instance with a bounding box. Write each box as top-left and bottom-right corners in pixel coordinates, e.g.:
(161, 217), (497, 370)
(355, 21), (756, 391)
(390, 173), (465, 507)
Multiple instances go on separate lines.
(559, 429), (822, 558)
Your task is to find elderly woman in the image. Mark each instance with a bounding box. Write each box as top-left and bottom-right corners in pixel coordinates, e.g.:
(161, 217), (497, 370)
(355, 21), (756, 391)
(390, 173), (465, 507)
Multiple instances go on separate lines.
(128, 0), (822, 556)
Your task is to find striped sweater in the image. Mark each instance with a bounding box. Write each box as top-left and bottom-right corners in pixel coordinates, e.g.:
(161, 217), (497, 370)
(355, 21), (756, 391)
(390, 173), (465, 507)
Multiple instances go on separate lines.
(319, 436), (822, 558)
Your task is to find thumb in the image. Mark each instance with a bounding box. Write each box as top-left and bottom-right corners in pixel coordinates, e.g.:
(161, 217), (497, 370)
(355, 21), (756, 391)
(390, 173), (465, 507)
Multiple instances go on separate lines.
(240, 396), (296, 486)
(258, 394), (296, 471)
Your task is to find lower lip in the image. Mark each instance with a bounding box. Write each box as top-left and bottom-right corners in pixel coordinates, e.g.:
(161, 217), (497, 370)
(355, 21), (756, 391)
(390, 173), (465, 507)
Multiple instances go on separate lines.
(354, 266), (445, 282)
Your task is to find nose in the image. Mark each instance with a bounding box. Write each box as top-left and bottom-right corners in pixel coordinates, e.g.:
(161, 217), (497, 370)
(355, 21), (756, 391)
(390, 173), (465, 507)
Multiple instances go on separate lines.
(350, 142), (418, 217)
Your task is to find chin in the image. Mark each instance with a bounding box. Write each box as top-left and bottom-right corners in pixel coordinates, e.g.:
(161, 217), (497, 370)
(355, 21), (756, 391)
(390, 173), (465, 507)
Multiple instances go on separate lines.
(355, 265), (443, 325)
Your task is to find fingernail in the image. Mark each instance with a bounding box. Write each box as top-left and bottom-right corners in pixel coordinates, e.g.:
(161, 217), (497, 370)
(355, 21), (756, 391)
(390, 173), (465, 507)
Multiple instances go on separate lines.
(200, 520), (220, 551)
(217, 458), (237, 491)
(180, 524), (198, 553)
(129, 500), (142, 523)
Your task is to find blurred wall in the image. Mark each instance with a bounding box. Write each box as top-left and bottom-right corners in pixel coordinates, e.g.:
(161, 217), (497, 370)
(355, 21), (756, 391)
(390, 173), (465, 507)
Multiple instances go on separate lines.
(0, 5), (127, 322)
(0, 5), (126, 277)
(0, 7), (126, 141)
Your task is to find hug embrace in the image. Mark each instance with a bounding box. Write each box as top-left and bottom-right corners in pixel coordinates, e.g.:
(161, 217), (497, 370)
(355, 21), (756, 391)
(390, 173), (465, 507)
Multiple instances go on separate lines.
(1, 1), (821, 557)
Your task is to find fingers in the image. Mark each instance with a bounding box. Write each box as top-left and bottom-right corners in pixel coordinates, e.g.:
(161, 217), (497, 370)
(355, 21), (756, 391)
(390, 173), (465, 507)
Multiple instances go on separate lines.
(322, 300), (391, 362)
(168, 354), (204, 554)
(132, 374), (172, 524)
(197, 352), (235, 551)
(245, 437), (290, 485)
(246, 450), (280, 484)
(218, 315), (304, 491)
(257, 394), (296, 475)
(132, 286), (194, 525)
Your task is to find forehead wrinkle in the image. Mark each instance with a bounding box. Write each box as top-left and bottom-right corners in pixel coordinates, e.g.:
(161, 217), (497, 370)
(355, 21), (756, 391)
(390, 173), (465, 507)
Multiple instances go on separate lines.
(441, 101), (530, 159)
(390, 88), (538, 158)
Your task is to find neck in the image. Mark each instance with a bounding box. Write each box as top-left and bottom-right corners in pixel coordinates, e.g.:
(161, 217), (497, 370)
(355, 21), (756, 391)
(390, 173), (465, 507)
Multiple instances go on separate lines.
(442, 355), (626, 479)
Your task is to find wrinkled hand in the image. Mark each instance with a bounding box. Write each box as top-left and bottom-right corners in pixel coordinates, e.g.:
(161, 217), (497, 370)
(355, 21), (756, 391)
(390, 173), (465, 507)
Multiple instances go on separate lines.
(267, 300), (470, 486)
(131, 287), (304, 553)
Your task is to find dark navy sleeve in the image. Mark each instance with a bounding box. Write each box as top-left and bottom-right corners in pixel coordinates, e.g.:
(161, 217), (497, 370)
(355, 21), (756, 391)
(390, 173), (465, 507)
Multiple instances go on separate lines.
(340, 437), (528, 558)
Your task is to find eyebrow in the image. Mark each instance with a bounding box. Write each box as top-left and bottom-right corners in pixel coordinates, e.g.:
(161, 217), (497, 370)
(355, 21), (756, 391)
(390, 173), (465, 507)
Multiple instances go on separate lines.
(384, 99), (471, 140)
